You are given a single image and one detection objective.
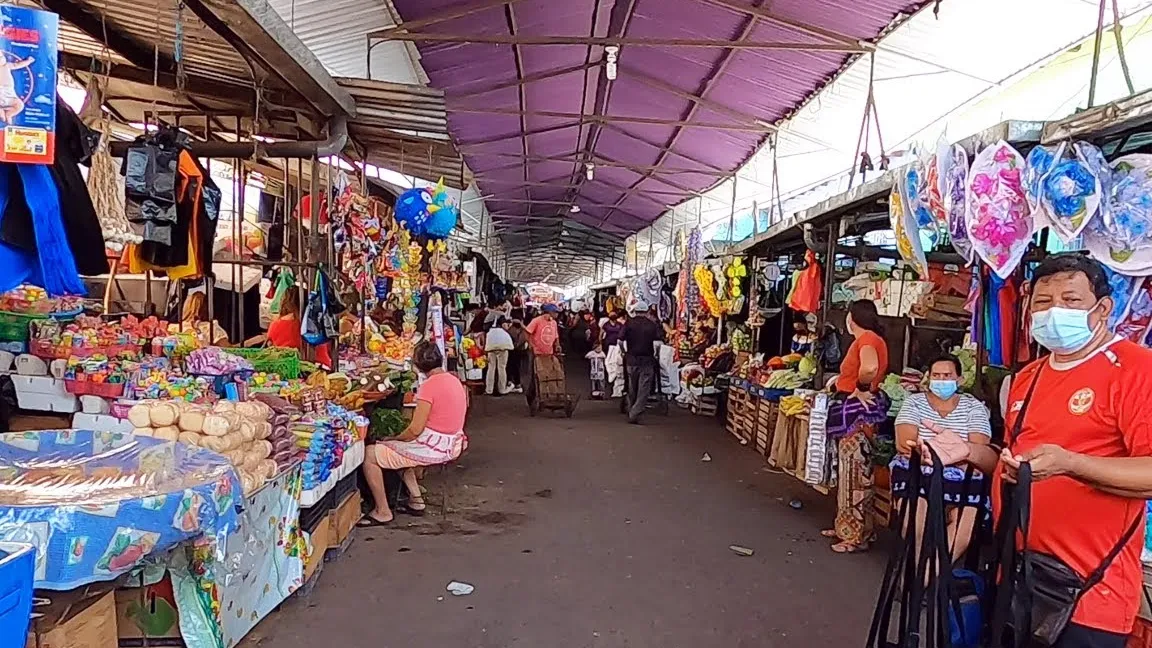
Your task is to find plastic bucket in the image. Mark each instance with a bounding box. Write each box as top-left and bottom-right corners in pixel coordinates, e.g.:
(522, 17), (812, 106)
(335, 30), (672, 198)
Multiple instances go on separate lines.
(0, 542), (35, 648)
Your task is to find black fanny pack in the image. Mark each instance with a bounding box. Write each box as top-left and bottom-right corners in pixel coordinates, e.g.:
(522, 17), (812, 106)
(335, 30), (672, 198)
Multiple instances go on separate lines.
(991, 462), (1140, 646)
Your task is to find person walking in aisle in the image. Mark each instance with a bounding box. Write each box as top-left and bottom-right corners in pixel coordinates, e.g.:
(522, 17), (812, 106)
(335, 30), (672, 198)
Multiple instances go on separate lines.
(484, 316), (515, 396)
(621, 305), (664, 424)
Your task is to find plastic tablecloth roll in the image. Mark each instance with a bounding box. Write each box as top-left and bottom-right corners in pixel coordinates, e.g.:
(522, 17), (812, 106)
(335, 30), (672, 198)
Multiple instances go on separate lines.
(0, 430), (242, 590)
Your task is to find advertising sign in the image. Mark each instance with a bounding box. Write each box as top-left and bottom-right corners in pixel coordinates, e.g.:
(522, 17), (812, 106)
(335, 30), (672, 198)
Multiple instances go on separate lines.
(0, 6), (57, 164)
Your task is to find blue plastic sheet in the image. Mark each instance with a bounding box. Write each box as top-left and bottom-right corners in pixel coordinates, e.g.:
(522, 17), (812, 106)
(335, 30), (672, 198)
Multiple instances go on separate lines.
(0, 430), (241, 590)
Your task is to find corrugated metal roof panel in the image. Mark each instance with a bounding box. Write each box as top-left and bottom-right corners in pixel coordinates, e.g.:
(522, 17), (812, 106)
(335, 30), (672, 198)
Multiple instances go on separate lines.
(267, 0), (426, 83)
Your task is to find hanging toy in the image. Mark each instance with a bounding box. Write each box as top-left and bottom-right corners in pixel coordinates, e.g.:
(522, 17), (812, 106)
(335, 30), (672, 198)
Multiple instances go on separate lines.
(395, 186), (435, 235)
(424, 178), (459, 240)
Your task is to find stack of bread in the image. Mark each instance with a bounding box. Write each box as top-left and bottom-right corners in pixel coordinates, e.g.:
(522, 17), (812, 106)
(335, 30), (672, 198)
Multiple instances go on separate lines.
(127, 399), (278, 494)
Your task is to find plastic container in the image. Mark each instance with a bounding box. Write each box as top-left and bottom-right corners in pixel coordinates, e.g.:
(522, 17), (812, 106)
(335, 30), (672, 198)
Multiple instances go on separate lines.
(64, 379), (127, 398)
(0, 308), (80, 343)
(0, 542), (35, 646)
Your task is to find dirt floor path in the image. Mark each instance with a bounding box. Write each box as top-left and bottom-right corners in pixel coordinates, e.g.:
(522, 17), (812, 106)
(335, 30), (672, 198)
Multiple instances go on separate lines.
(242, 387), (887, 647)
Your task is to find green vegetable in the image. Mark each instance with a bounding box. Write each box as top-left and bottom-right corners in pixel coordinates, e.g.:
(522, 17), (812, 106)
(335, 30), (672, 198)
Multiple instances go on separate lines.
(368, 407), (407, 442)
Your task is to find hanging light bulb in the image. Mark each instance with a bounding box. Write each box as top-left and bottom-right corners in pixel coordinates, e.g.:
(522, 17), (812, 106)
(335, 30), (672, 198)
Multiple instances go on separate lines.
(569, 205), (580, 213)
(605, 45), (619, 81)
(585, 163), (595, 181)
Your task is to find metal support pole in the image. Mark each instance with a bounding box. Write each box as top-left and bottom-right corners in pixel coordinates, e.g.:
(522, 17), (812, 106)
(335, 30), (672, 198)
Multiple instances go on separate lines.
(1088, 0), (1108, 108)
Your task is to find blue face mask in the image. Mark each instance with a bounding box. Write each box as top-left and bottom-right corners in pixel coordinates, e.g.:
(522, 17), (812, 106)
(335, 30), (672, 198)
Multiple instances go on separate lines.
(1030, 305), (1100, 354)
(929, 380), (958, 400)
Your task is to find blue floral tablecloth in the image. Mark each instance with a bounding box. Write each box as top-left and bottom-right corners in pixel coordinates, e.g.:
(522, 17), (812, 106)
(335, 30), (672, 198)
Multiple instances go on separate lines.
(0, 430), (241, 590)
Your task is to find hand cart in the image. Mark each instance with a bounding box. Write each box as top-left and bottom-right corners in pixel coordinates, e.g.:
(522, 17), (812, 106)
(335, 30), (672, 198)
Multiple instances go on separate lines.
(527, 352), (580, 418)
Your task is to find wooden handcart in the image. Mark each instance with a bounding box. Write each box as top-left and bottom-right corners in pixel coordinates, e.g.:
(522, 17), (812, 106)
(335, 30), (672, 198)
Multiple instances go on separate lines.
(528, 354), (579, 417)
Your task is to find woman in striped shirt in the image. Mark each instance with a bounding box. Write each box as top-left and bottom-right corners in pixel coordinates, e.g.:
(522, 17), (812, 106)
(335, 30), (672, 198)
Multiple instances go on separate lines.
(891, 354), (993, 564)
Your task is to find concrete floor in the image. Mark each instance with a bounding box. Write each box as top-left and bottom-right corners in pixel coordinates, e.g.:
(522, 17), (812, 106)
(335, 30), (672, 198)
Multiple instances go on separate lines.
(243, 385), (887, 648)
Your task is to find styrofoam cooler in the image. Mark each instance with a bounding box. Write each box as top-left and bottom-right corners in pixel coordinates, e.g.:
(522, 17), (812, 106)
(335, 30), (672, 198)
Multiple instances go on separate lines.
(0, 542), (34, 648)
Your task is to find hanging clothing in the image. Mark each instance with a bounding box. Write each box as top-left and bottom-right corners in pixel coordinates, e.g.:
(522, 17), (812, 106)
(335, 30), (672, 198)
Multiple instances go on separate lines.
(125, 149), (219, 279)
(0, 98), (107, 277)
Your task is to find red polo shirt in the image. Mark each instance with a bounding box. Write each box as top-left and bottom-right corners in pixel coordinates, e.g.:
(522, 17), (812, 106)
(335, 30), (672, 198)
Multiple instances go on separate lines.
(996, 338), (1152, 634)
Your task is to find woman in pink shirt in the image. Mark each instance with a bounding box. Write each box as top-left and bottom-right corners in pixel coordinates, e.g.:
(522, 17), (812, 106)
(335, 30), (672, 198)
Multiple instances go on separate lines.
(359, 342), (468, 526)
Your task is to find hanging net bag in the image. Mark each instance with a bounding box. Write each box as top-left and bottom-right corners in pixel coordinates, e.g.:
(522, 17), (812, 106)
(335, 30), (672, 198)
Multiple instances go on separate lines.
(80, 77), (139, 253)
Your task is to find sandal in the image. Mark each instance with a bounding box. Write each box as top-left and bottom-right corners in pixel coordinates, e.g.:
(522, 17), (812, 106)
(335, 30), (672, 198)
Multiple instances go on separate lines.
(400, 499), (427, 517)
(357, 514), (394, 528)
(820, 529), (840, 539)
(831, 541), (870, 554)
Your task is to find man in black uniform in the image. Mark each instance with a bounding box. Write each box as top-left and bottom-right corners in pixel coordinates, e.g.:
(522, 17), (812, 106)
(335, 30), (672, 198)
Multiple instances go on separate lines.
(621, 305), (665, 424)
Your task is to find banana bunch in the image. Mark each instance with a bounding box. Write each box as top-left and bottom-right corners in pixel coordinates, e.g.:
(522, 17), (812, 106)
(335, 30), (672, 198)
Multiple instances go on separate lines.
(779, 395), (809, 416)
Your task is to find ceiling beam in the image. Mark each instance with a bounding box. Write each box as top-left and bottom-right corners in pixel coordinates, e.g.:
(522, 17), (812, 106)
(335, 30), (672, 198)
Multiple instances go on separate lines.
(443, 106), (771, 132)
(597, 121), (726, 173)
(505, 2), (533, 251)
(379, 33), (866, 51)
(61, 53), (266, 106)
(183, 0), (358, 118)
(369, 0), (528, 39)
(692, 0), (862, 47)
(560, 0), (637, 256)
(451, 61), (601, 100)
(457, 121), (582, 147)
(41, 0), (176, 71)
(475, 153), (727, 176)
(586, 4), (766, 245)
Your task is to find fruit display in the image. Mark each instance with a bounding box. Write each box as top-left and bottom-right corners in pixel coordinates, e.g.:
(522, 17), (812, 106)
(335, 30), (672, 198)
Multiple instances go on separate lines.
(762, 369), (810, 390)
(730, 326), (752, 353)
(779, 394), (810, 416)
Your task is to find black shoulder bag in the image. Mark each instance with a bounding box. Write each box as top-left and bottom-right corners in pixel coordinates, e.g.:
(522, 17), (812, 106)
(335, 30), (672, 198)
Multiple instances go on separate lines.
(989, 368), (1142, 647)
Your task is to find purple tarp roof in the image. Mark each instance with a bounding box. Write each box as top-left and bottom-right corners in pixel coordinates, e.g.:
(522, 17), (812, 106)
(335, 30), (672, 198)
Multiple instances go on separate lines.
(388, 0), (926, 253)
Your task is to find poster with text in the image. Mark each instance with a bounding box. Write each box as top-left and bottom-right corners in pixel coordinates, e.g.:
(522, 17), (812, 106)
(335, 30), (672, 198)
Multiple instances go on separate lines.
(0, 5), (56, 164)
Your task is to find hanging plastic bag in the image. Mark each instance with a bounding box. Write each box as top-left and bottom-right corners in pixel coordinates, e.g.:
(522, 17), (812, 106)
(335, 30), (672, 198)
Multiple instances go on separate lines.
(269, 269), (295, 315)
(301, 272), (328, 345)
(788, 250), (822, 314)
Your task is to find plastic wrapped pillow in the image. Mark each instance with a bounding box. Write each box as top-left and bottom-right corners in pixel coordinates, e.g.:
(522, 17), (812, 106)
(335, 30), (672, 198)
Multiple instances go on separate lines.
(1084, 154), (1152, 272)
(889, 174), (927, 278)
(965, 140), (1032, 279)
(924, 155), (947, 228)
(906, 163), (938, 242)
(1039, 144), (1102, 242)
(1024, 144), (1062, 211)
(945, 144), (972, 262)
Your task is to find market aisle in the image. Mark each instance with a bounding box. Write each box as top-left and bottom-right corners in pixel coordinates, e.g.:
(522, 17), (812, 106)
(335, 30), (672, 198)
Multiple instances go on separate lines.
(242, 386), (887, 648)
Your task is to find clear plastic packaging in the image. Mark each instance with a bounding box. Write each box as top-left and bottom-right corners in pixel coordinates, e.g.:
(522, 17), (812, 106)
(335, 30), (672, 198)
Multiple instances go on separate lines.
(0, 430), (241, 589)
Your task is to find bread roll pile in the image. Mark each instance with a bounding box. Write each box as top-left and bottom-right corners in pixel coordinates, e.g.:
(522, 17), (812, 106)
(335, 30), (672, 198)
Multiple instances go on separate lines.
(128, 400), (278, 494)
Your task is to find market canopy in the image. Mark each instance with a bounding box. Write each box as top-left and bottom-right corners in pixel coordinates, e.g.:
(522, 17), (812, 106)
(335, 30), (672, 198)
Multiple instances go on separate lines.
(377, 0), (930, 276)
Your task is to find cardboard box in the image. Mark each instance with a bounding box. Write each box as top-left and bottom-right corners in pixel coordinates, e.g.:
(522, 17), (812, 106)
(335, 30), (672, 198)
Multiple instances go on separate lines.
(332, 491), (362, 545)
(26, 590), (117, 648)
(114, 576), (184, 647)
(304, 517), (330, 581)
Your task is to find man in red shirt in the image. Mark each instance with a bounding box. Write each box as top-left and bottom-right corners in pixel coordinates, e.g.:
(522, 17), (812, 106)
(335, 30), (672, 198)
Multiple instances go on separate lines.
(993, 253), (1152, 647)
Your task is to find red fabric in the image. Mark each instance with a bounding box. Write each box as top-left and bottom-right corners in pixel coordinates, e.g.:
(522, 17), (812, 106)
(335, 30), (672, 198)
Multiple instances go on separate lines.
(834, 330), (889, 394)
(788, 250), (822, 314)
(997, 278), (1019, 367)
(316, 343), (332, 369)
(996, 341), (1152, 634)
(267, 316), (331, 368)
(266, 317), (302, 349)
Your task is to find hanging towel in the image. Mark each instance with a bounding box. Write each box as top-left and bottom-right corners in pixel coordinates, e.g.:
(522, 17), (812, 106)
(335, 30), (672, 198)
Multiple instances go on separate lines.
(0, 164), (83, 296)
